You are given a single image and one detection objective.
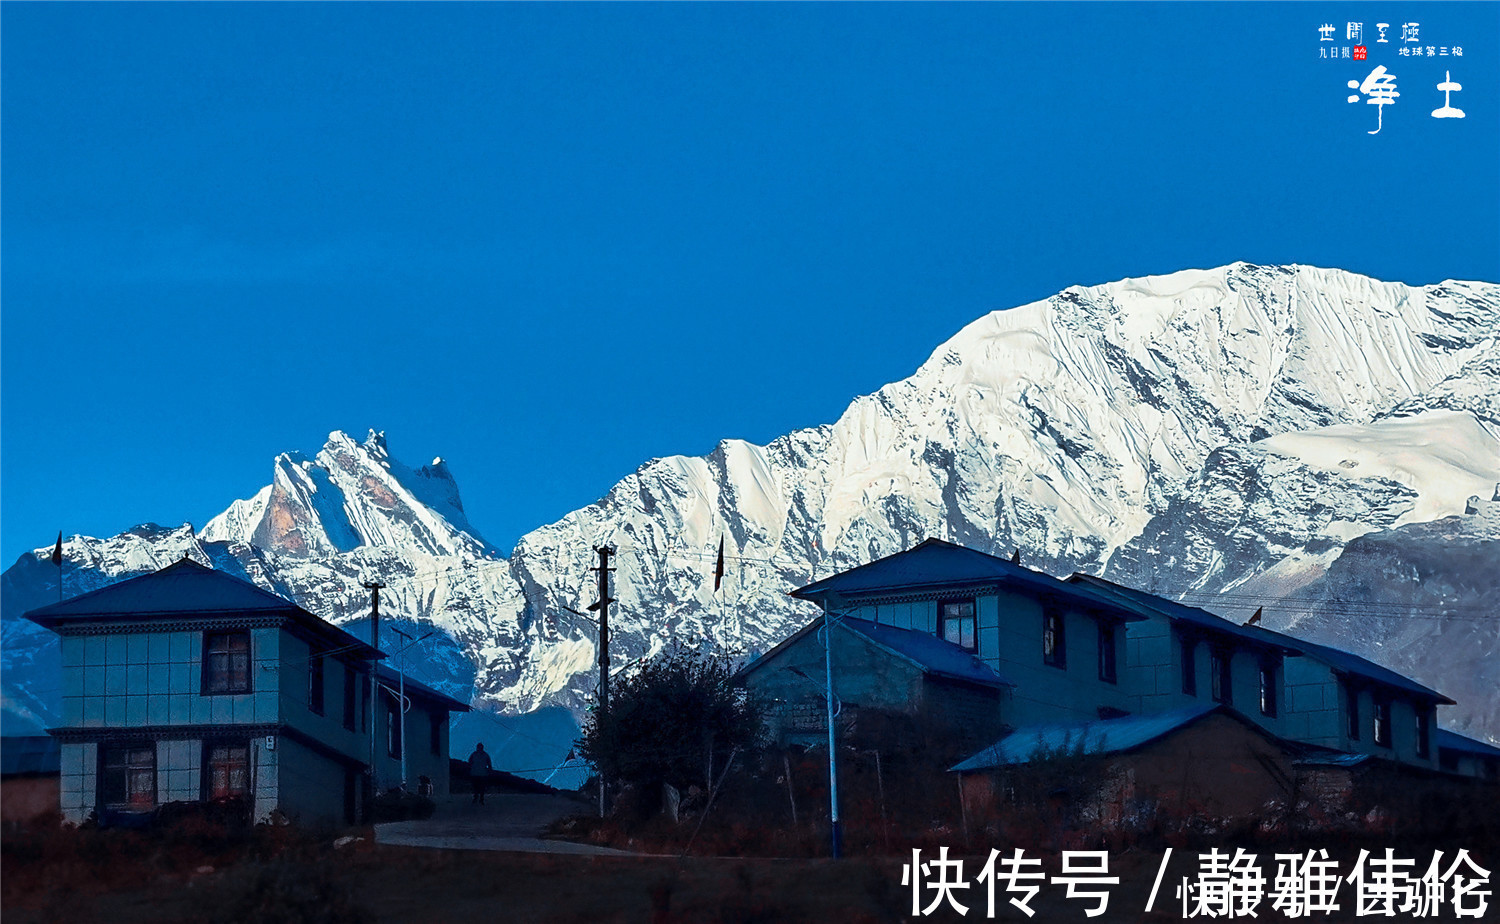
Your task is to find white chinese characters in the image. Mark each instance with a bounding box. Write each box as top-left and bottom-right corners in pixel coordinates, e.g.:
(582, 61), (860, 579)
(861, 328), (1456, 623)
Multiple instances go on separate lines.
(1347, 65), (1400, 134)
(1433, 71), (1466, 118)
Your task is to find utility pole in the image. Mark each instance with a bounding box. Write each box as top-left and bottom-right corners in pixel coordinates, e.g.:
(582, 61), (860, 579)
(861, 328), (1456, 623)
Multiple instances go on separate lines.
(587, 545), (615, 816)
(363, 579), (385, 803)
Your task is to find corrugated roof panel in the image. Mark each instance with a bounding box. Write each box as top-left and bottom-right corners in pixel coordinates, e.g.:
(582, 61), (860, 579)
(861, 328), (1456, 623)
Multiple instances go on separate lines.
(951, 703), (1220, 772)
(793, 539), (1146, 621)
(1068, 575), (1451, 704)
(25, 558), (298, 620)
(844, 618), (1011, 689)
(1435, 728), (1500, 759)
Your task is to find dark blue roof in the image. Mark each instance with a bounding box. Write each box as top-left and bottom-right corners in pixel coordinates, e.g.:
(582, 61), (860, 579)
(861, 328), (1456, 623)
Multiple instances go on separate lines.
(24, 559), (383, 660)
(793, 539), (1145, 621)
(375, 664), (471, 712)
(1068, 575), (1451, 704)
(1067, 574), (1299, 653)
(26, 558), (304, 620)
(736, 613), (1011, 689)
(1, 736), (60, 776)
(951, 703), (1224, 772)
(1278, 635), (1452, 704)
(842, 618), (1011, 689)
(1295, 752), (1373, 768)
(1435, 728), (1500, 759)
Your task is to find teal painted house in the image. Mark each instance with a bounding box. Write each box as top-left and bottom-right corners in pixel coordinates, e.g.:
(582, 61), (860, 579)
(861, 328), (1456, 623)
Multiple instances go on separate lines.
(24, 559), (468, 826)
(741, 539), (1152, 742)
(744, 539), (1485, 781)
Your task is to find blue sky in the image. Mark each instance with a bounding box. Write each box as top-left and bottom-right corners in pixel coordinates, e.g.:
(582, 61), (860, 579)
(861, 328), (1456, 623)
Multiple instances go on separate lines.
(3, 2), (1497, 566)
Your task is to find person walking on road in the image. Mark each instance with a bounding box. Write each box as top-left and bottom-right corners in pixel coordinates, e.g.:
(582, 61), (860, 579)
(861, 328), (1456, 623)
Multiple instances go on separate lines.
(468, 743), (493, 805)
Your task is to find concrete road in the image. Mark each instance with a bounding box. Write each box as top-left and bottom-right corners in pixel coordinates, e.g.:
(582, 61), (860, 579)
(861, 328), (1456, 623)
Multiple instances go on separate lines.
(374, 792), (641, 855)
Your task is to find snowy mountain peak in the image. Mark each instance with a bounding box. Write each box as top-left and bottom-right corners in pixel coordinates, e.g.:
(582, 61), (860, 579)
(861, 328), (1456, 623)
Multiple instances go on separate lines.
(6, 264), (1498, 742)
(202, 430), (490, 559)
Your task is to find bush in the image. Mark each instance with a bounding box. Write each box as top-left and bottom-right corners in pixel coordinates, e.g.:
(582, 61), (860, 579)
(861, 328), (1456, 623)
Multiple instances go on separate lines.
(577, 644), (767, 802)
(370, 789), (435, 823)
(208, 851), (372, 924)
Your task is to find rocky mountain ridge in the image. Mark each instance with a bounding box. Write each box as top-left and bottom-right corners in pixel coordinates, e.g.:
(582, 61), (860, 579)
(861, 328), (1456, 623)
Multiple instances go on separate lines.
(4, 263), (1497, 743)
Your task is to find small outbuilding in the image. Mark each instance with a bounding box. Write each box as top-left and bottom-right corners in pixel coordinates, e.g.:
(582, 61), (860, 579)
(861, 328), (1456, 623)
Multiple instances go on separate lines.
(951, 704), (1300, 826)
(739, 615), (1013, 751)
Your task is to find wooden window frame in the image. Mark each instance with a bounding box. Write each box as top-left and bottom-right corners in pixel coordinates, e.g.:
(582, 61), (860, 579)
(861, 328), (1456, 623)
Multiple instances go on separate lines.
(343, 665), (358, 732)
(1097, 620), (1118, 684)
(1345, 681), (1361, 741)
(203, 741), (251, 802)
(386, 697), (402, 760)
(1258, 661), (1278, 717)
(202, 630), (251, 695)
(1210, 647), (1232, 705)
(1042, 607), (1067, 669)
(1373, 697), (1392, 748)
(940, 598), (977, 653)
(100, 744), (156, 811)
(308, 653), (325, 716)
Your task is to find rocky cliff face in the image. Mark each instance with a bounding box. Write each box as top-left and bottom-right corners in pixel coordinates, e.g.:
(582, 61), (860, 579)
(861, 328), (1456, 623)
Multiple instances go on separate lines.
(5, 263), (1496, 742)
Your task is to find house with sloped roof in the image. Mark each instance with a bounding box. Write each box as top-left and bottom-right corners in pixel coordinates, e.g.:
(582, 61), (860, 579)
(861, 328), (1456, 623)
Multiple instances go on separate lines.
(951, 703), (1301, 823)
(741, 539), (1163, 745)
(24, 558), (468, 826)
(1067, 574), (1453, 771)
(1435, 729), (1500, 781)
(739, 615), (1014, 749)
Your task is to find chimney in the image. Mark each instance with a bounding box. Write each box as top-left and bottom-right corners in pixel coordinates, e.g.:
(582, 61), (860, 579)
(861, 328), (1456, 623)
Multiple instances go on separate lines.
(1465, 496), (1481, 515)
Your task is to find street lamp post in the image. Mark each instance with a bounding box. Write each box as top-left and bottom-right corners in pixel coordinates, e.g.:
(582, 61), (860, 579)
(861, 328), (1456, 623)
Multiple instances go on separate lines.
(389, 626), (434, 789)
(821, 600), (842, 859)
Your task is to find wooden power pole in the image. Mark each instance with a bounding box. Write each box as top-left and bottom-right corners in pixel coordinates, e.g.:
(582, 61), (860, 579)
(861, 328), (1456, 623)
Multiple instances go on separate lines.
(363, 579), (385, 803)
(587, 546), (614, 815)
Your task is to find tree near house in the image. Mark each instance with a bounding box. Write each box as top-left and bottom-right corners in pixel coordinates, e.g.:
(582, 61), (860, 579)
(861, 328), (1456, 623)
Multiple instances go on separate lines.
(577, 644), (767, 797)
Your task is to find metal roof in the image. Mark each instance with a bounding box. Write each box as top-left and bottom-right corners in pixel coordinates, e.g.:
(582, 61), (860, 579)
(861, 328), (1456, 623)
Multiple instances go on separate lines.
(1435, 728), (1500, 759)
(843, 618), (1012, 689)
(1295, 752), (1374, 768)
(792, 539), (1146, 621)
(950, 703), (1224, 772)
(24, 558), (383, 661)
(26, 558), (302, 621)
(736, 613), (1012, 689)
(376, 665), (471, 713)
(1275, 635), (1453, 704)
(1067, 575), (1452, 704)
(1, 735), (61, 777)
(1067, 574), (1299, 654)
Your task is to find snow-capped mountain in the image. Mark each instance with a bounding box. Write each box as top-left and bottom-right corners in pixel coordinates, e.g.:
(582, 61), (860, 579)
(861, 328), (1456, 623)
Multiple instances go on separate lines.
(4, 263), (1497, 744)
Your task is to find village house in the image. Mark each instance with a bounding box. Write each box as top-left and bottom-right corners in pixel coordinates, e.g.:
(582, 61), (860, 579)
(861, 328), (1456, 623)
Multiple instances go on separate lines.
(1066, 574), (1453, 771)
(950, 704), (1301, 825)
(1435, 728), (1500, 781)
(740, 539), (1155, 743)
(23, 558), (467, 827)
(742, 538), (1491, 791)
(738, 615), (1014, 751)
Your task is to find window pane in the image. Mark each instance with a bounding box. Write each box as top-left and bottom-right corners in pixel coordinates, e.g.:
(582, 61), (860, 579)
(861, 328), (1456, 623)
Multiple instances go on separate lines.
(208, 744), (250, 799)
(205, 631), (251, 694)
